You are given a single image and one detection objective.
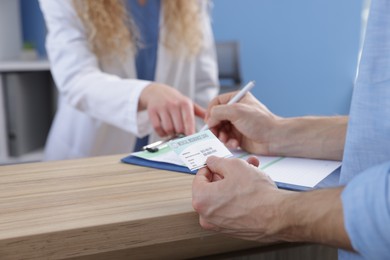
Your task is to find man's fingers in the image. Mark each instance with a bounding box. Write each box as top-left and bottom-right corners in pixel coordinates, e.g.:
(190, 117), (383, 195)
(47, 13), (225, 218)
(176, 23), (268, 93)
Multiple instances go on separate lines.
(246, 156), (260, 167)
(207, 104), (240, 129)
(205, 92), (238, 121)
(192, 167), (215, 214)
(199, 217), (219, 231)
(207, 92), (238, 112)
(226, 138), (240, 149)
(193, 167), (213, 185)
(218, 130), (229, 143)
(205, 156), (237, 178)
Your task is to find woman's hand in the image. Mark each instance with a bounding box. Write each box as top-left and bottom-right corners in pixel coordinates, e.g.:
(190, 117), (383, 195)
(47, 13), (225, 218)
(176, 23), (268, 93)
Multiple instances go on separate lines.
(139, 82), (205, 137)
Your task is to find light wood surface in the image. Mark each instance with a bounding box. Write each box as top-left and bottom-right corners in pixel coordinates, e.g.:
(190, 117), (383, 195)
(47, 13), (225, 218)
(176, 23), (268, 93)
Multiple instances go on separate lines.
(0, 154), (263, 259)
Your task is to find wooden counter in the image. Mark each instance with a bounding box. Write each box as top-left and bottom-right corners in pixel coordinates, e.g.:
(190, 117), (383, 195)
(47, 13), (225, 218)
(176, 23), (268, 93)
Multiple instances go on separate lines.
(0, 154), (264, 259)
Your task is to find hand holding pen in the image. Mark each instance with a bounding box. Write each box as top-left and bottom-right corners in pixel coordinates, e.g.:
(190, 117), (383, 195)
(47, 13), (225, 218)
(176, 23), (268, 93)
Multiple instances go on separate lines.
(201, 81), (280, 155)
(200, 81), (255, 132)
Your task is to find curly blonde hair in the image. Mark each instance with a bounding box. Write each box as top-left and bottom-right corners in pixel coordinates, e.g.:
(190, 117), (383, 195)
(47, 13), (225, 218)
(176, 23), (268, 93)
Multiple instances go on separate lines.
(73, 0), (203, 60)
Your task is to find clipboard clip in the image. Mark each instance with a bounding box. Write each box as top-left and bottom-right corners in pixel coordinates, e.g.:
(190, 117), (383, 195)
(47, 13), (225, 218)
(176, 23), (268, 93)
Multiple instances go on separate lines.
(142, 134), (185, 153)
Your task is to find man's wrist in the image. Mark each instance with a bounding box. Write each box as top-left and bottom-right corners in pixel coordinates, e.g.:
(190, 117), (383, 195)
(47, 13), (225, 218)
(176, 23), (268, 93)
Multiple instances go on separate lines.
(270, 190), (305, 242)
(267, 118), (302, 157)
(272, 188), (352, 250)
(269, 116), (347, 160)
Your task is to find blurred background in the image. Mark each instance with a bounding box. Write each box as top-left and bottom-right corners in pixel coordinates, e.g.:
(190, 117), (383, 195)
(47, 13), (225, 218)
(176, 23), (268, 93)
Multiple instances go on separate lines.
(0, 0), (365, 164)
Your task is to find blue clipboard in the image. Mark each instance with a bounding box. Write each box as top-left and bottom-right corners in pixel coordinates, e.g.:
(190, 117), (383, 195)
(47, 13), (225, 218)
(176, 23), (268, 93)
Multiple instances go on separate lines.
(121, 154), (197, 174)
(121, 154), (340, 192)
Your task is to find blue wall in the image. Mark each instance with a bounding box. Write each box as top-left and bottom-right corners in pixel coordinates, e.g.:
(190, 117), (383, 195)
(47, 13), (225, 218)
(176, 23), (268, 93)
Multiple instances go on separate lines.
(21, 0), (363, 116)
(20, 0), (46, 57)
(212, 0), (363, 117)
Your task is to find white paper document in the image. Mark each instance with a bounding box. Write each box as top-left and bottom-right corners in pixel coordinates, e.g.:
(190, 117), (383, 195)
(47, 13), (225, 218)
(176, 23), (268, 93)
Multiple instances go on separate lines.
(131, 133), (341, 188)
(232, 152), (341, 188)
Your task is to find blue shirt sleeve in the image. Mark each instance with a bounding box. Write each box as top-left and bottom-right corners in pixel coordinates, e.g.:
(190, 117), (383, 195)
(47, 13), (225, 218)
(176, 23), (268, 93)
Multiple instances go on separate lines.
(342, 161), (390, 259)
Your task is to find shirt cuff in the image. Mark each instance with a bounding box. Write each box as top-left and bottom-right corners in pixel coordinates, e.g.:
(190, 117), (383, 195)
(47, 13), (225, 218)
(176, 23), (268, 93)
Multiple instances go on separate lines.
(341, 161), (390, 259)
(125, 79), (152, 137)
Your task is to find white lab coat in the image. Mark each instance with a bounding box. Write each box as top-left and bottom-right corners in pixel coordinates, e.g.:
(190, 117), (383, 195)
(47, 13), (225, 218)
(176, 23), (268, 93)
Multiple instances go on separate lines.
(39, 0), (219, 160)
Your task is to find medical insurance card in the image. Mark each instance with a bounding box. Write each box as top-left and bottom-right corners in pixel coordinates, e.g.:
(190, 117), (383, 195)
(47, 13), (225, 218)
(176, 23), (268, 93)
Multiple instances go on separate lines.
(168, 130), (232, 171)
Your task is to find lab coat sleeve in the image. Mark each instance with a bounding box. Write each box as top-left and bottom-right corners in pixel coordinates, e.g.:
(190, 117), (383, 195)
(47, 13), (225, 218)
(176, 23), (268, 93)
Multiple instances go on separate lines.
(341, 161), (390, 259)
(39, 0), (150, 137)
(193, 0), (219, 110)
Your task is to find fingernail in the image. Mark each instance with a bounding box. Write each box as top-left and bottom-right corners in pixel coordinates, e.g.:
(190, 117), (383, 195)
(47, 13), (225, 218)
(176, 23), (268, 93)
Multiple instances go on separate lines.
(226, 139), (236, 148)
(206, 156), (218, 165)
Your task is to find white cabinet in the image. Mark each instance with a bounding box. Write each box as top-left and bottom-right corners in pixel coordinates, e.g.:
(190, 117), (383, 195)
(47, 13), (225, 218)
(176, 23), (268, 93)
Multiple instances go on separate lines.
(0, 59), (55, 164)
(0, 0), (22, 60)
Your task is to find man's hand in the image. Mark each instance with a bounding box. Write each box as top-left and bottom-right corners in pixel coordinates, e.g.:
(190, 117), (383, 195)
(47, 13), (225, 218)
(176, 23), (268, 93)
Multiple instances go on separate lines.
(205, 92), (281, 155)
(204, 92), (347, 160)
(192, 156), (352, 249)
(192, 156), (291, 243)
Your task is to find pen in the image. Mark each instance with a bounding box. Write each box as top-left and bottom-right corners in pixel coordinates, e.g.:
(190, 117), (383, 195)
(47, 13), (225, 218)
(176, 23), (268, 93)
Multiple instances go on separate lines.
(199, 80), (255, 132)
(142, 134), (185, 153)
